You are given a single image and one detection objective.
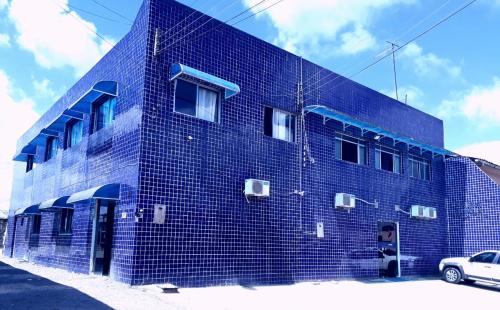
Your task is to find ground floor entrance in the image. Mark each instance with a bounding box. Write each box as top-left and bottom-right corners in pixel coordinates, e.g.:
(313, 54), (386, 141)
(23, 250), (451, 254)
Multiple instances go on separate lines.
(377, 221), (400, 278)
(90, 200), (116, 276)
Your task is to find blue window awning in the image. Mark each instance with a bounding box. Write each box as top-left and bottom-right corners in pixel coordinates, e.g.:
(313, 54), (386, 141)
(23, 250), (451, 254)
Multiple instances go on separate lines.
(68, 81), (118, 114)
(39, 196), (73, 211)
(13, 81), (117, 162)
(46, 110), (84, 133)
(170, 63), (240, 99)
(67, 183), (121, 204)
(15, 204), (41, 216)
(304, 105), (454, 156)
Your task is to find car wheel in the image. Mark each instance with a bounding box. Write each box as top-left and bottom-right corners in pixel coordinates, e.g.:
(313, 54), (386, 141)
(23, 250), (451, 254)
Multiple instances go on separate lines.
(443, 267), (461, 284)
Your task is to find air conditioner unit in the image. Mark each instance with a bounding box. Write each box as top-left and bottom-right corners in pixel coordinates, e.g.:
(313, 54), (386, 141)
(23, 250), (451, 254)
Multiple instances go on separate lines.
(244, 179), (270, 197)
(425, 207), (437, 219)
(410, 205), (426, 218)
(335, 193), (356, 209)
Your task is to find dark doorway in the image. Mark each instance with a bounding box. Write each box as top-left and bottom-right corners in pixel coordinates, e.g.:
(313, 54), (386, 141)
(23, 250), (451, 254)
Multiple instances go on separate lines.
(377, 221), (400, 278)
(91, 200), (116, 276)
(10, 217), (17, 258)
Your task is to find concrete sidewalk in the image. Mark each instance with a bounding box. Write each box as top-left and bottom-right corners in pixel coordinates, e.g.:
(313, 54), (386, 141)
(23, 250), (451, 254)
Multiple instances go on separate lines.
(1, 256), (499, 309)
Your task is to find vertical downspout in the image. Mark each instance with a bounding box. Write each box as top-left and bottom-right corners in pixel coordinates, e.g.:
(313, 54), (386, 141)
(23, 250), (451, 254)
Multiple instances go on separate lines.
(297, 57), (304, 233)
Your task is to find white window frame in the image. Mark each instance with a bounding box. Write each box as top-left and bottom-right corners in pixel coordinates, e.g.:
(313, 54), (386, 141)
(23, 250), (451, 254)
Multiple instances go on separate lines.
(335, 134), (367, 165)
(267, 107), (296, 143)
(173, 79), (221, 123)
(408, 155), (431, 181)
(375, 146), (402, 174)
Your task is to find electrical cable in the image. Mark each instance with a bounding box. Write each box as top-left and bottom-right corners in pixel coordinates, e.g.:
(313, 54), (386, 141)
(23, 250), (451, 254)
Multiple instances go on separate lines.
(91, 0), (133, 23)
(302, 0), (478, 98)
(155, 0), (272, 55)
(50, 0), (115, 48)
(61, 2), (132, 26)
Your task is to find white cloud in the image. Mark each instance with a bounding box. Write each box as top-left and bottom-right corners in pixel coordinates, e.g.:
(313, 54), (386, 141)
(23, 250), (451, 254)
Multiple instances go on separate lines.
(0, 70), (40, 211)
(437, 77), (500, 125)
(8, 0), (114, 76)
(455, 141), (500, 166)
(33, 78), (60, 102)
(339, 26), (377, 55)
(0, 0), (7, 10)
(0, 33), (10, 47)
(401, 43), (462, 79)
(382, 85), (425, 108)
(243, 0), (414, 56)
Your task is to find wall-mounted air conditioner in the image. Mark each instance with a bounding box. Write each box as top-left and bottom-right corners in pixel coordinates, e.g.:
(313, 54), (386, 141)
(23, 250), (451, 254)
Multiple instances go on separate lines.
(335, 193), (356, 209)
(244, 179), (270, 197)
(411, 205), (437, 220)
(410, 205), (426, 218)
(425, 207), (437, 219)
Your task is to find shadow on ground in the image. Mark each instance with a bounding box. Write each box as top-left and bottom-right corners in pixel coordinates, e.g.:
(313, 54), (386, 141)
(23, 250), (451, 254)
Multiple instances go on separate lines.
(0, 261), (112, 310)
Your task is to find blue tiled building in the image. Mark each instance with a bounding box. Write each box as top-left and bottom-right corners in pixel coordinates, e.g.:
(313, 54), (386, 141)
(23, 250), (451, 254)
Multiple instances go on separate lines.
(4, 0), (499, 287)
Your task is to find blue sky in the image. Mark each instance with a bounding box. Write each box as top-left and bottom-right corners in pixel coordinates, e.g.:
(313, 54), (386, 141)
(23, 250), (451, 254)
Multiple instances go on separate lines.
(0, 0), (499, 209)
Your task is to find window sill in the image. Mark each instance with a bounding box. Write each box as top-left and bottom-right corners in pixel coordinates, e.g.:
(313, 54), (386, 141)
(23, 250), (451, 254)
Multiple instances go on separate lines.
(335, 158), (367, 167)
(409, 176), (432, 182)
(263, 134), (297, 145)
(173, 110), (219, 124)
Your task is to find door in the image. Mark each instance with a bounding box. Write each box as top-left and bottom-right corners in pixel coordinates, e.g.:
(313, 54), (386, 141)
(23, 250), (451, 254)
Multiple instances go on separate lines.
(493, 254), (500, 282)
(378, 221), (400, 277)
(91, 200), (116, 276)
(10, 217), (17, 258)
(466, 251), (497, 280)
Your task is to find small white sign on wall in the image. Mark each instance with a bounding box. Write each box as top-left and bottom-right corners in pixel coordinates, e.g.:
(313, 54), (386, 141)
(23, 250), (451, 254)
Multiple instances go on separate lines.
(154, 204), (166, 224)
(316, 222), (324, 238)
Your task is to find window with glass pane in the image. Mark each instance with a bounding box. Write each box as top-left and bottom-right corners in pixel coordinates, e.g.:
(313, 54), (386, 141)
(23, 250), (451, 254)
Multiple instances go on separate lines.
(32, 215), (41, 234)
(26, 154), (34, 172)
(45, 137), (58, 161)
(335, 136), (366, 165)
(263, 107), (295, 142)
(175, 80), (220, 122)
(59, 209), (73, 234)
(409, 156), (431, 181)
(375, 147), (401, 173)
(92, 97), (116, 132)
(65, 119), (83, 148)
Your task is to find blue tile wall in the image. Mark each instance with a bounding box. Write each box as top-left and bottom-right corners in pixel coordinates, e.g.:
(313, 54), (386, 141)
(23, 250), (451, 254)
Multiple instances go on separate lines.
(445, 157), (500, 257)
(5, 0), (495, 288)
(4, 1), (151, 283)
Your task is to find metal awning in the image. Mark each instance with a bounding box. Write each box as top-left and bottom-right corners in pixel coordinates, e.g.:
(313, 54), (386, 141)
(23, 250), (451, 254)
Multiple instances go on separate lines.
(15, 204), (41, 216)
(170, 63), (240, 99)
(68, 81), (118, 114)
(46, 110), (84, 133)
(67, 183), (121, 204)
(13, 129), (59, 162)
(39, 196), (72, 211)
(304, 105), (454, 156)
(13, 81), (117, 162)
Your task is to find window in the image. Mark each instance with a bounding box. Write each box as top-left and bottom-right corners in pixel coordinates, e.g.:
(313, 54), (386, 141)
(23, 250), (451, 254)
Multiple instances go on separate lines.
(375, 146), (401, 174)
(92, 97), (116, 132)
(174, 79), (219, 122)
(59, 208), (74, 234)
(32, 215), (41, 235)
(45, 137), (58, 161)
(264, 107), (295, 142)
(409, 155), (431, 181)
(26, 154), (34, 172)
(65, 119), (83, 148)
(470, 252), (497, 264)
(335, 135), (366, 165)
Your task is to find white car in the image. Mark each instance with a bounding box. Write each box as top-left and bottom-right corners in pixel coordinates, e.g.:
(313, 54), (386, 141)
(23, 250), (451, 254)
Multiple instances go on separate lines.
(439, 251), (500, 284)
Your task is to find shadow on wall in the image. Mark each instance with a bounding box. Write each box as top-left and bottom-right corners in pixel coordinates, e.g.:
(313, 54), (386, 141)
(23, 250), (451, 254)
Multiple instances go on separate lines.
(0, 261), (112, 309)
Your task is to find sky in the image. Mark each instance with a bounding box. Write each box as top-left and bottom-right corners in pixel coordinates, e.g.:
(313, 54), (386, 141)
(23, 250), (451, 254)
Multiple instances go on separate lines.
(0, 0), (499, 210)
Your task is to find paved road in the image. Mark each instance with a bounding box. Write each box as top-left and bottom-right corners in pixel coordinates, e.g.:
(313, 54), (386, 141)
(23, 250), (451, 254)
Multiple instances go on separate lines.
(0, 261), (112, 310)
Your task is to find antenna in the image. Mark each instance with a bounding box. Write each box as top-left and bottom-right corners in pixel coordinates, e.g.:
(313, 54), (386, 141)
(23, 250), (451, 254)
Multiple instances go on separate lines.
(386, 41), (400, 101)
